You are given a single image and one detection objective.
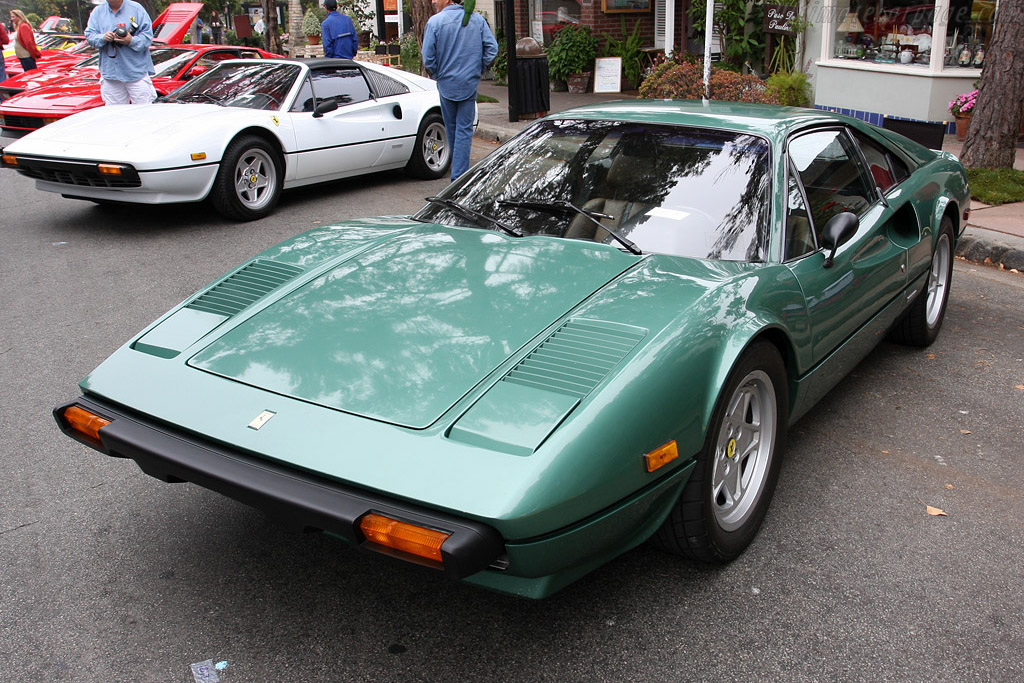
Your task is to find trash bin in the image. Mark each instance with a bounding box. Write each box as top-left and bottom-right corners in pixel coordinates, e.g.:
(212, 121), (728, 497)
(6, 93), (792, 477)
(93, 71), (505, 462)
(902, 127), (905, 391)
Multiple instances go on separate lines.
(512, 37), (550, 120)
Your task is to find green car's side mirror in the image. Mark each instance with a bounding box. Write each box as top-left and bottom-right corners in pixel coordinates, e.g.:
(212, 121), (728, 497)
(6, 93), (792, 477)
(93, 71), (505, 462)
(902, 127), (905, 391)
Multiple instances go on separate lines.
(820, 211), (859, 268)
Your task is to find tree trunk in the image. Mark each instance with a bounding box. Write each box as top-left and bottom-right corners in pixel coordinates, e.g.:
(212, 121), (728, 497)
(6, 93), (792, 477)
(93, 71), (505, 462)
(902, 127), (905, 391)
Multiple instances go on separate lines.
(138, 0), (158, 25)
(960, 0), (1024, 168)
(263, 0), (283, 54)
(410, 0), (434, 75)
(288, 0), (304, 55)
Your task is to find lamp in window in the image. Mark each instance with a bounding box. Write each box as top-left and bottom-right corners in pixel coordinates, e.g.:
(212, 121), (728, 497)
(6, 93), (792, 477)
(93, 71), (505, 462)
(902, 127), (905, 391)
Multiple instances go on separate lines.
(836, 11), (865, 57)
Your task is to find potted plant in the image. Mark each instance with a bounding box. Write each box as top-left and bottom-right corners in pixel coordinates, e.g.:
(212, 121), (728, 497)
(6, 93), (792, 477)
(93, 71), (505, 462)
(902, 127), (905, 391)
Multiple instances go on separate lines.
(949, 89), (977, 141)
(301, 8), (322, 45)
(548, 24), (597, 94)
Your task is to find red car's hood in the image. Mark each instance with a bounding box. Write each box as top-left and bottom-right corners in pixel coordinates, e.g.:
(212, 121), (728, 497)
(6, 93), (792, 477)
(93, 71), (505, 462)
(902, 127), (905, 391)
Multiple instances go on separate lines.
(1, 67), (96, 92)
(0, 79), (103, 113)
(152, 3), (203, 45)
(0, 74), (183, 114)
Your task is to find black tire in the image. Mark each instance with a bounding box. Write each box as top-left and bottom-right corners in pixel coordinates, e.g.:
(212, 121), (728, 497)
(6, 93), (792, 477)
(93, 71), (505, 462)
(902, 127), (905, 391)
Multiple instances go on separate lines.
(889, 216), (954, 347)
(405, 112), (450, 180)
(653, 341), (788, 562)
(209, 135), (282, 221)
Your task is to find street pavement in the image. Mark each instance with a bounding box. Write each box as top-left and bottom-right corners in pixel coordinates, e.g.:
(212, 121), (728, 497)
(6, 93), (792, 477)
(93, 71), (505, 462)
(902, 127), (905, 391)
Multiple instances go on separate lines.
(474, 80), (1024, 274)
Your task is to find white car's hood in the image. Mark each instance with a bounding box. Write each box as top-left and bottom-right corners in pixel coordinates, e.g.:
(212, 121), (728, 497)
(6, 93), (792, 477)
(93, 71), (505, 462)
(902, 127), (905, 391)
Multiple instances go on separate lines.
(8, 103), (273, 164)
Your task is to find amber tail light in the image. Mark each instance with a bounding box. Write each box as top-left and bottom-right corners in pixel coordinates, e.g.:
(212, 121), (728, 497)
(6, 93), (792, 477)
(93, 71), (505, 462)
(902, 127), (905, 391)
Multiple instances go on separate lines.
(359, 513), (451, 565)
(61, 405), (111, 449)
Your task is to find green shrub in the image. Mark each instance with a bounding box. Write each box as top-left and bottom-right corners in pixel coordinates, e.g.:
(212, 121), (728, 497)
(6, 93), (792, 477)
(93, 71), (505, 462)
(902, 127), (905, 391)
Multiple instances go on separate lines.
(638, 60), (778, 104)
(766, 71), (812, 107)
(602, 19), (644, 90)
(547, 24), (597, 82)
(400, 32), (421, 75)
(301, 9), (322, 37)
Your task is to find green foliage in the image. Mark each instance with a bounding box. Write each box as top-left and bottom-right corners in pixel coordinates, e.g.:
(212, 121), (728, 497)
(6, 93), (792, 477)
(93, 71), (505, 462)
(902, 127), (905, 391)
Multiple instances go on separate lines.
(301, 8), (322, 37)
(400, 31), (421, 75)
(26, 13), (43, 25)
(601, 19), (644, 90)
(491, 32), (508, 86)
(765, 71), (811, 107)
(547, 24), (597, 81)
(339, 0), (373, 33)
(638, 60), (779, 104)
(687, 0), (764, 69)
(965, 168), (1024, 205)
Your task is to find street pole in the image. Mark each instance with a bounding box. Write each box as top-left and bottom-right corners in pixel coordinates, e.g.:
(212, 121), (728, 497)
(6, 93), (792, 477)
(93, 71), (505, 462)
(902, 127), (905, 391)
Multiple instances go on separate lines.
(504, 0), (518, 122)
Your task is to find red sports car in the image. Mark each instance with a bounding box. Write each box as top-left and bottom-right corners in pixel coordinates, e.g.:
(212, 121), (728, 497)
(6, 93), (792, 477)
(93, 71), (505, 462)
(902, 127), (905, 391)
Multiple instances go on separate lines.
(0, 45), (281, 137)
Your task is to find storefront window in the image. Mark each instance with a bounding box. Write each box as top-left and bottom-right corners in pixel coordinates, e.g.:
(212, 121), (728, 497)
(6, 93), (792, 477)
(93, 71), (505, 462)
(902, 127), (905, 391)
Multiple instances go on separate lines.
(832, 0), (994, 68)
(531, 0), (583, 46)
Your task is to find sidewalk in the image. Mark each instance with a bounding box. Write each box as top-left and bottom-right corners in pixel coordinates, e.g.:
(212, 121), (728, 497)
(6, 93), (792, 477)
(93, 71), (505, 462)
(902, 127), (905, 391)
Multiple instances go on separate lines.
(475, 80), (1024, 273)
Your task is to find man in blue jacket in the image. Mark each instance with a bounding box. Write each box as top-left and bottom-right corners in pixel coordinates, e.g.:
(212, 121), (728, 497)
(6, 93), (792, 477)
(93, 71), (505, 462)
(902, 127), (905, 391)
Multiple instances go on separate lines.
(422, 0), (498, 181)
(321, 0), (357, 59)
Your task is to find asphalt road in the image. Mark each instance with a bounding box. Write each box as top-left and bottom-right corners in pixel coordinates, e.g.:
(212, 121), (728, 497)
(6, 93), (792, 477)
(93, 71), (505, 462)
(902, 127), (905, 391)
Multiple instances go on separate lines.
(2, 138), (1023, 682)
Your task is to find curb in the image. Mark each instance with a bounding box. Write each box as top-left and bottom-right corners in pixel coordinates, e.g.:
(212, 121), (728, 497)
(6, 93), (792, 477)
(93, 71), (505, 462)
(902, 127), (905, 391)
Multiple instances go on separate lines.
(957, 228), (1024, 274)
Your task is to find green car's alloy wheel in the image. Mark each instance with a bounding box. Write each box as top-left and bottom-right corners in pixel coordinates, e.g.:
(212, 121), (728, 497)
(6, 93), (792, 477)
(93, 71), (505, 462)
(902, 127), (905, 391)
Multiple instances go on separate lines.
(405, 112), (450, 180)
(654, 341), (787, 562)
(889, 216), (954, 347)
(211, 135), (282, 221)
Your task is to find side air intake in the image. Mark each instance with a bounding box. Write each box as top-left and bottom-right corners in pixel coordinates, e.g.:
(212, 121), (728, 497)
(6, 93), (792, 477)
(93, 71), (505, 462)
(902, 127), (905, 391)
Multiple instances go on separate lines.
(502, 319), (647, 398)
(186, 260), (304, 317)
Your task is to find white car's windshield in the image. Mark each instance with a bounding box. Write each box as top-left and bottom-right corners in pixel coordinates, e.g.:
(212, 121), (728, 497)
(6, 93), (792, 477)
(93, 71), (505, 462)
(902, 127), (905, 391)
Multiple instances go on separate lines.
(164, 62), (300, 110)
(415, 119), (772, 261)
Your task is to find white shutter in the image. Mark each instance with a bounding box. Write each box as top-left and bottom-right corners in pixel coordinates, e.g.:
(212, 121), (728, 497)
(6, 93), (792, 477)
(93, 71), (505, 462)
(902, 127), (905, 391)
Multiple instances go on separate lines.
(654, 0), (666, 49)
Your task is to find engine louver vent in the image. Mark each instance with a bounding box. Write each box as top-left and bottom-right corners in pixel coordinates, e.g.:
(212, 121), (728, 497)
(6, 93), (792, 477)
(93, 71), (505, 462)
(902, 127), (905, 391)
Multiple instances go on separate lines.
(186, 259), (304, 317)
(502, 319), (647, 398)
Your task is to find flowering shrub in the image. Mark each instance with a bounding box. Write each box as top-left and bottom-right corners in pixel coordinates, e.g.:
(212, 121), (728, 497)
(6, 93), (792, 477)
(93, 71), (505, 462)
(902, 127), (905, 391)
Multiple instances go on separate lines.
(949, 90), (978, 117)
(638, 60), (779, 104)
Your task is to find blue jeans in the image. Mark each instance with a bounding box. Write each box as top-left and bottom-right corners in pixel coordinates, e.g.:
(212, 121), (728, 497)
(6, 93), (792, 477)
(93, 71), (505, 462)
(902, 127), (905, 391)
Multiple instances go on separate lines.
(439, 95), (476, 181)
(19, 57), (37, 72)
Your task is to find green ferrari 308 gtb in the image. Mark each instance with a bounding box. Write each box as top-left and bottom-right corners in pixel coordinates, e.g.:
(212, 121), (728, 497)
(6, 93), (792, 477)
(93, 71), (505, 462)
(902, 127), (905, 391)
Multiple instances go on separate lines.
(55, 101), (970, 598)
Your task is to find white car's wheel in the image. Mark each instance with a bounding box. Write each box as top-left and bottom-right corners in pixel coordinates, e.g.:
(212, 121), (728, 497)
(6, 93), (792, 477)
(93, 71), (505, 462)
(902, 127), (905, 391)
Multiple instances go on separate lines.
(210, 135), (282, 221)
(405, 112), (450, 180)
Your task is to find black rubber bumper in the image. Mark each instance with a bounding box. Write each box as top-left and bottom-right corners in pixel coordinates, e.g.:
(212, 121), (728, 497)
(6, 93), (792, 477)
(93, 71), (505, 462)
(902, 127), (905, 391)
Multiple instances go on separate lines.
(54, 396), (505, 579)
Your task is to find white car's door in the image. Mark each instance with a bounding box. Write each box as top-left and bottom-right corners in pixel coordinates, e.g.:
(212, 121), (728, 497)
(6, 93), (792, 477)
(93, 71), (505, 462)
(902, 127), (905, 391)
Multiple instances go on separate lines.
(287, 65), (390, 182)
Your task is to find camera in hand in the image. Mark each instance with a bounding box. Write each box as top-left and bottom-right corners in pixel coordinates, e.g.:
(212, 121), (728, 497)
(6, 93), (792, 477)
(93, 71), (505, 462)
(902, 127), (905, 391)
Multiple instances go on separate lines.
(114, 26), (128, 38)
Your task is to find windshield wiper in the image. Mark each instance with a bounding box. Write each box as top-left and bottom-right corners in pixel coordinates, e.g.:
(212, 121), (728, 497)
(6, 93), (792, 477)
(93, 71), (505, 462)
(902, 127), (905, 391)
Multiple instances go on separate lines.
(499, 198), (642, 255)
(178, 91), (224, 106)
(424, 196), (523, 237)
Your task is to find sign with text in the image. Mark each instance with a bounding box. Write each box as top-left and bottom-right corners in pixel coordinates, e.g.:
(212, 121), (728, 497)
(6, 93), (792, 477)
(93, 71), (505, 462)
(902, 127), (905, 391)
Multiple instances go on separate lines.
(763, 4), (798, 36)
(593, 57), (622, 93)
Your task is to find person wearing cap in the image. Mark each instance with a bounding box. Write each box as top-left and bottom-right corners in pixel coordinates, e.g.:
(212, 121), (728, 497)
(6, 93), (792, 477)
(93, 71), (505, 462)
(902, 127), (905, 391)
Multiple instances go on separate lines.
(422, 0), (498, 181)
(321, 0), (357, 59)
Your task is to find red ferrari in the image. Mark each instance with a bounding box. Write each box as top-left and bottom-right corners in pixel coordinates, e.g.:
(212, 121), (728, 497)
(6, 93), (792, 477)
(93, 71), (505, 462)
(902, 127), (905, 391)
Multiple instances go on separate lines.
(0, 44), (281, 137)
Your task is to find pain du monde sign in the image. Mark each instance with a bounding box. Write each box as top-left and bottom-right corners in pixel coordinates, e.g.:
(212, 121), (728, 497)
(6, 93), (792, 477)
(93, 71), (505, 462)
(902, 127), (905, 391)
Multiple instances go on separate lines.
(763, 4), (798, 36)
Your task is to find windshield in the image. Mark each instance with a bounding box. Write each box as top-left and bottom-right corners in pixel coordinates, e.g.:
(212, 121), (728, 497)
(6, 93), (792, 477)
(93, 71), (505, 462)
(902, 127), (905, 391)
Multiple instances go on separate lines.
(166, 62), (300, 110)
(72, 48), (189, 74)
(151, 48), (198, 77)
(414, 119), (771, 261)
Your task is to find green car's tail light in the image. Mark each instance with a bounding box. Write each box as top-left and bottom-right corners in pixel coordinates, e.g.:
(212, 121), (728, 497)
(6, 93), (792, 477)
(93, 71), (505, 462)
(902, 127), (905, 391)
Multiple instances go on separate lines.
(360, 513), (451, 566)
(61, 405), (111, 449)
(644, 440), (679, 472)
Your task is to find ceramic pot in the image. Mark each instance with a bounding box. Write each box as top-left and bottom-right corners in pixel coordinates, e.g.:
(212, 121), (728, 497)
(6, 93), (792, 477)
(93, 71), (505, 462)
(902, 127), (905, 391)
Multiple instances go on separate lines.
(566, 72), (591, 94)
(955, 113), (972, 142)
